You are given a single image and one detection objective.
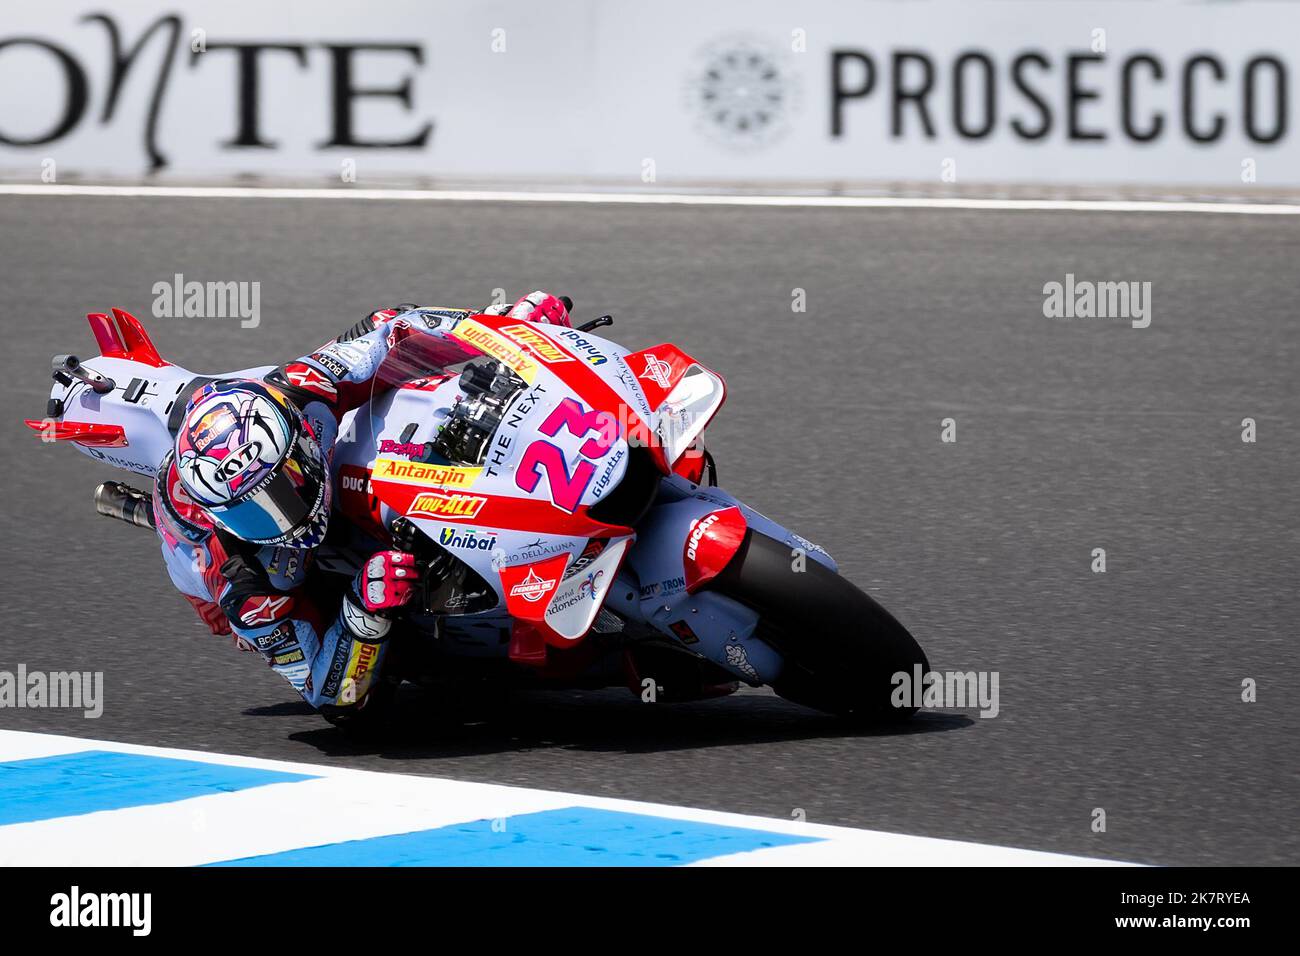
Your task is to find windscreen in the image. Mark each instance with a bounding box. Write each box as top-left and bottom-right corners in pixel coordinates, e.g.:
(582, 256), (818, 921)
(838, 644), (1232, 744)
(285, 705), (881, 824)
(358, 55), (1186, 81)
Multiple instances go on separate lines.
(369, 327), (528, 468)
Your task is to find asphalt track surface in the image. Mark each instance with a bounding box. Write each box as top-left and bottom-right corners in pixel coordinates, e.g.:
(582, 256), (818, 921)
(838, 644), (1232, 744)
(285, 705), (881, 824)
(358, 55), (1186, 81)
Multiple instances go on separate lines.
(1, 193), (1297, 866)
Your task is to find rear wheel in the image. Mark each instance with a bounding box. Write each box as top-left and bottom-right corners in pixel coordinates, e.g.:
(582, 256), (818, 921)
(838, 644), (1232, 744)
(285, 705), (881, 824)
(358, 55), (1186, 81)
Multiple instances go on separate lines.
(710, 531), (928, 721)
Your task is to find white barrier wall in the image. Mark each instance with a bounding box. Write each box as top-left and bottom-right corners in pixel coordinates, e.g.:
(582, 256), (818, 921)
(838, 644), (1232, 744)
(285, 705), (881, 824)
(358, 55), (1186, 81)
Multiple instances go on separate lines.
(1, 1), (1297, 186)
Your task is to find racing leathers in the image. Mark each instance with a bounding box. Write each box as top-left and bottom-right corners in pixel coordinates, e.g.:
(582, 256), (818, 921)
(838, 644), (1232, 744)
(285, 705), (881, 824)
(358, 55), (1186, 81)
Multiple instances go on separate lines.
(151, 292), (572, 716)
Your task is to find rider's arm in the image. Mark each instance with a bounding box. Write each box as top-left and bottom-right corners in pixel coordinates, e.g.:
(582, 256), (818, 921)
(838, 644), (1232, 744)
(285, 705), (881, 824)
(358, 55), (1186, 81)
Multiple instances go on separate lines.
(263, 305), (465, 420)
(264, 294), (570, 419)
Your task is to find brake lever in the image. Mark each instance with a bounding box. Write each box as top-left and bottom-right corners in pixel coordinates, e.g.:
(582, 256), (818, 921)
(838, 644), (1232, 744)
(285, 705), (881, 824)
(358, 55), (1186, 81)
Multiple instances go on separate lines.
(577, 314), (614, 333)
(390, 515), (451, 593)
(389, 517), (420, 552)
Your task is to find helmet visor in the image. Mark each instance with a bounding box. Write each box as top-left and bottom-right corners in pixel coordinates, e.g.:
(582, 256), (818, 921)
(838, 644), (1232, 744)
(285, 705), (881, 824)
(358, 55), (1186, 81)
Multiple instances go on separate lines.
(210, 435), (330, 547)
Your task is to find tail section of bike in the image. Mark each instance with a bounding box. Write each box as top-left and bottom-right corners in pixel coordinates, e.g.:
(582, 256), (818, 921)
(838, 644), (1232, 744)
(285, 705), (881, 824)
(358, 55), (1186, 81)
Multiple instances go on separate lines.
(24, 308), (275, 480)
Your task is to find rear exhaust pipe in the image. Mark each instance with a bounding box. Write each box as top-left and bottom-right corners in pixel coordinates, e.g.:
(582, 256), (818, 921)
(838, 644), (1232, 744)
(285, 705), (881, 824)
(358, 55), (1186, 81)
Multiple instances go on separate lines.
(53, 354), (115, 394)
(94, 481), (155, 530)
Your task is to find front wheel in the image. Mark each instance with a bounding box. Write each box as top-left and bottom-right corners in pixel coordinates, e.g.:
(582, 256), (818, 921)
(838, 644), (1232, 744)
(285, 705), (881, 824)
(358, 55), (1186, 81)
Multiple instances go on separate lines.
(710, 531), (928, 721)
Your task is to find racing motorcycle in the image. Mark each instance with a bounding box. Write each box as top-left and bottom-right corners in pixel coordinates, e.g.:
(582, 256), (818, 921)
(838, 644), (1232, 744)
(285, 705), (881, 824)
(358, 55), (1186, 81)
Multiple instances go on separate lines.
(25, 303), (927, 724)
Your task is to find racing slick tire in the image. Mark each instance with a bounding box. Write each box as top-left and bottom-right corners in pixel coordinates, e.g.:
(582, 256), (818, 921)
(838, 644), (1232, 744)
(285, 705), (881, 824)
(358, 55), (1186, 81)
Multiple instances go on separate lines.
(710, 530), (928, 722)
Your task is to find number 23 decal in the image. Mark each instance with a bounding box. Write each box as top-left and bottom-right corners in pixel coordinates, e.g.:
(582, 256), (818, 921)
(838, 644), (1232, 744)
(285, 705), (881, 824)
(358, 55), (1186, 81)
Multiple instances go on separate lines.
(515, 398), (616, 513)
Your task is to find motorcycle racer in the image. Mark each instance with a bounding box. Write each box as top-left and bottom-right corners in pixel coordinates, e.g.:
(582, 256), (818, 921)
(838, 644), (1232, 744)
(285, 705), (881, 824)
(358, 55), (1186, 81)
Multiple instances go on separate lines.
(152, 292), (572, 723)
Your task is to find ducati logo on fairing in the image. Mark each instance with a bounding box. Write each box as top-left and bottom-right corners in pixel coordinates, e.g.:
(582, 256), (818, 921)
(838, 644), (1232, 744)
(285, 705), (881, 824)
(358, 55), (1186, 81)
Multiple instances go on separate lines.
(686, 513), (721, 561)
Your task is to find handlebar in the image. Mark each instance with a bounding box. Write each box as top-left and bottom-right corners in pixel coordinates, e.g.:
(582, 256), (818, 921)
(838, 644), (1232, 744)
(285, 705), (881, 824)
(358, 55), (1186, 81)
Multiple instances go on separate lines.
(577, 314), (614, 333)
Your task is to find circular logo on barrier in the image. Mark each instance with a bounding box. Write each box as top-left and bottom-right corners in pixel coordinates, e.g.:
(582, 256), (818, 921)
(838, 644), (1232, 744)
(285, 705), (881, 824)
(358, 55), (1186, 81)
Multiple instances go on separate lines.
(685, 36), (800, 151)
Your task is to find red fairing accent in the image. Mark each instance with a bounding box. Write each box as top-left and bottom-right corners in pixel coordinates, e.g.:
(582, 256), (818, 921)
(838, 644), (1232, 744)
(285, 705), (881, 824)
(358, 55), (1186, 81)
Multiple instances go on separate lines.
(83, 309), (168, 366)
(507, 621), (548, 666)
(498, 553), (574, 651)
(672, 439), (707, 484)
(24, 419), (128, 447)
(621, 344), (691, 412)
(500, 554), (567, 621)
(398, 372), (455, 392)
(111, 308), (168, 367)
(618, 343), (725, 475)
(372, 477), (631, 539)
(336, 464), (387, 541)
(86, 312), (125, 358)
(683, 506), (747, 593)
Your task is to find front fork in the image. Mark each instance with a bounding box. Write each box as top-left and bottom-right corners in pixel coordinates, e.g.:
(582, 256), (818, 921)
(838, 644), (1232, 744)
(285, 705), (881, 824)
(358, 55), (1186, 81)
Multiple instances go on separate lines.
(605, 476), (838, 686)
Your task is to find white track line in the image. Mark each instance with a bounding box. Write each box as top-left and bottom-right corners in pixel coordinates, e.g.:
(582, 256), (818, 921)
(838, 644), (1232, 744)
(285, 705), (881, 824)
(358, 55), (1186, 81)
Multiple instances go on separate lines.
(0, 729), (1131, 866)
(1, 183), (1297, 215)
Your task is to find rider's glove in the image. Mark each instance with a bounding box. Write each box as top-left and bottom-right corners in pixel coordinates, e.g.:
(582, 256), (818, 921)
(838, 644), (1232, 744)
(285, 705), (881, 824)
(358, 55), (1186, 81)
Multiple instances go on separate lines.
(354, 550), (419, 613)
(484, 290), (572, 328)
(340, 548), (416, 639)
(342, 551), (418, 641)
